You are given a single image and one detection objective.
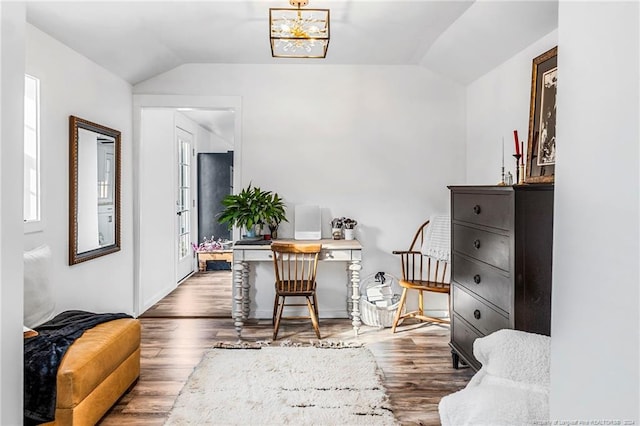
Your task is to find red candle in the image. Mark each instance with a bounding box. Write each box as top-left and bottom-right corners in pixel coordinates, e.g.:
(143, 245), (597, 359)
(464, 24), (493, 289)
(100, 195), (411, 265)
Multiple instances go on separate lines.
(513, 130), (520, 155)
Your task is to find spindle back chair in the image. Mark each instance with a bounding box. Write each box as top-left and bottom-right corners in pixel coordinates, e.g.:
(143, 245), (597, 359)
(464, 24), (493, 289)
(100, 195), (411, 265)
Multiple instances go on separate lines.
(271, 242), (322, 339)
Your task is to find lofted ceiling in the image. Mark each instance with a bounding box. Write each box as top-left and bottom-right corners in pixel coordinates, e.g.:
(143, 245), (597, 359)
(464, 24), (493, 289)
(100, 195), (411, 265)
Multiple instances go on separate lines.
(25, 1), (557, 141)
(26, 0), (558, 86)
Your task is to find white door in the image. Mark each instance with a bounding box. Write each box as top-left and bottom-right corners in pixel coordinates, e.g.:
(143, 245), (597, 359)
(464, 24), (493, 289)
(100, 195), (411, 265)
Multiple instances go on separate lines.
(176, 127), (194, 282)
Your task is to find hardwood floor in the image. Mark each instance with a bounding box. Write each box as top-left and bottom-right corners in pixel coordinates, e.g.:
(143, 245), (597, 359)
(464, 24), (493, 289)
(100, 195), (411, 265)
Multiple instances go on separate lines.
(140, 271), (232, 318)
(100, 271), (473, 425)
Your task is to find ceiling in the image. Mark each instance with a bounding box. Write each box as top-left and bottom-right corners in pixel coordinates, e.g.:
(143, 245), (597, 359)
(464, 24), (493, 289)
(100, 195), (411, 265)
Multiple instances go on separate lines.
(26, 1), (558, 85)
(25, 1), (557, 140)
(179, 108), (236, 145)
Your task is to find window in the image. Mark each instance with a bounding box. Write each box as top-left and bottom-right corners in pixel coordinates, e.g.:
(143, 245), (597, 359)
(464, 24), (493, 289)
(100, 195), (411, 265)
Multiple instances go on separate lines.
(24, 74), (41, 231)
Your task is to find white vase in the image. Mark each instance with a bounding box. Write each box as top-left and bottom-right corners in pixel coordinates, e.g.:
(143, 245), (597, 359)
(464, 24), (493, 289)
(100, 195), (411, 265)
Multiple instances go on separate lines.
(344, 228), (355, 240)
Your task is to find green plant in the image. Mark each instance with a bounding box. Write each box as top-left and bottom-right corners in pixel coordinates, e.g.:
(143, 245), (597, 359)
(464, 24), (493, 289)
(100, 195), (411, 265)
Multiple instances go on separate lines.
(263, 192), (287, 233)
(217, 184), (287, 235)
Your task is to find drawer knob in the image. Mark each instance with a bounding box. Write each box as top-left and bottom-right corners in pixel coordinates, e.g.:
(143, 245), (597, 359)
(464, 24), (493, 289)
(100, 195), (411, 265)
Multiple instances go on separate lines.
(473, 239), (481, 249)
(473, 309), (481, 320)
(473, 205), (481, 215)
(473, 274), (481, 284)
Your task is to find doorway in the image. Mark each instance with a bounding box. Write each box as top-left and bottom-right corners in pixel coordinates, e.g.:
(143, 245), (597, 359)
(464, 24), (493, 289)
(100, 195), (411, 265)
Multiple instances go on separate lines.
(133, 95), (242, 316)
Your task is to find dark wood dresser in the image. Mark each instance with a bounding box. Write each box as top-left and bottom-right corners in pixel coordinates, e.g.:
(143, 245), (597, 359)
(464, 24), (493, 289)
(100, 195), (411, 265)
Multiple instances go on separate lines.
(448, 185), (554, 370)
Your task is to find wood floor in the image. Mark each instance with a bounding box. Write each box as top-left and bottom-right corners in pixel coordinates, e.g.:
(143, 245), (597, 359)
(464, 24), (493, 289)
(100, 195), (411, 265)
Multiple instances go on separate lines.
(100, 271), (474, 426)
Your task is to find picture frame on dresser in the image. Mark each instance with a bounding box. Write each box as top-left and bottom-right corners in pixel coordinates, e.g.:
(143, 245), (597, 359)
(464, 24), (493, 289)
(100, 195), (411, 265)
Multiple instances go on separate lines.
(526, 46), (557, 184)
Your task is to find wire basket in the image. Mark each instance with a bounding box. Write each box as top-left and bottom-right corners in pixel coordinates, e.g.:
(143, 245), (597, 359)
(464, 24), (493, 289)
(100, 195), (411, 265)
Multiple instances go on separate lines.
(359, 272), (404, 328)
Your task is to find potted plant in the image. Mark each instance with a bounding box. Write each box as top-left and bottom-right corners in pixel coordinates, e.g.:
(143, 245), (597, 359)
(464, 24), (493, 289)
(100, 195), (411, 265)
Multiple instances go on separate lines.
(342, 218), (358, 240)
(217, 184), (287, 239)
(262, 192), (287, 239)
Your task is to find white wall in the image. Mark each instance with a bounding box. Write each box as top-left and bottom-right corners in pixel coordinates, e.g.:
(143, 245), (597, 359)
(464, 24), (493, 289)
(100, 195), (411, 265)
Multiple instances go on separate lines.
(199, 129), (233, 153)
(551, 1), (639, 422)
(135, 64), (467, 317)
(467, 2), (639, 421)
(466, 29), (558, 184)
(24, 25), (134, 314)
(0, 3), (26, 423)
(138, 108), (176, 312)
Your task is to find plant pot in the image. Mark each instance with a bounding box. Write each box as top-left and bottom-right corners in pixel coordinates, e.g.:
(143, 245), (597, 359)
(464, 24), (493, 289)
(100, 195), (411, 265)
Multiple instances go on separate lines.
(269, 225), (279, 240)
(332, 227), (343, 240)
(245, 227), (256, 238)
(344, 228), (355, 240)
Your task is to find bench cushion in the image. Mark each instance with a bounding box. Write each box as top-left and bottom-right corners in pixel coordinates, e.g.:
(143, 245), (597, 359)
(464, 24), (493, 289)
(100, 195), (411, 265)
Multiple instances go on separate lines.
(56, 318), (140, 408)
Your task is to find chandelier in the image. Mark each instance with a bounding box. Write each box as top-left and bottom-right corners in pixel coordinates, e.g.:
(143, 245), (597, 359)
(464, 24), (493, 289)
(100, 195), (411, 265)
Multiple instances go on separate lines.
(269, 0), (330, 58)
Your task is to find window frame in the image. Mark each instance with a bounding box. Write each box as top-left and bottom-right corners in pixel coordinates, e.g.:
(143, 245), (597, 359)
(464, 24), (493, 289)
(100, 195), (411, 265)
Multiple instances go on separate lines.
(24, 74), (43, 234)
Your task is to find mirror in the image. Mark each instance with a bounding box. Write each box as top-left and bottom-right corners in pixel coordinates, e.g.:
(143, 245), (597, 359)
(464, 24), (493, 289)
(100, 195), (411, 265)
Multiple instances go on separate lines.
(69, 115), (121, 265)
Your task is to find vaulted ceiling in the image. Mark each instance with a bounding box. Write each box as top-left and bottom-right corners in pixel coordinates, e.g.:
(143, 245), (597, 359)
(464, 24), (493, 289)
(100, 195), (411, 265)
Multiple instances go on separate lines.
(26, 1), (558, 86)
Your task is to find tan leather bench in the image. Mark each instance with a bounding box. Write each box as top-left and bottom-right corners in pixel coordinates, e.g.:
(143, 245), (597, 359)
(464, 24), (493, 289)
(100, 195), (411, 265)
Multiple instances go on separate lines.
(42, 318), (141, 426)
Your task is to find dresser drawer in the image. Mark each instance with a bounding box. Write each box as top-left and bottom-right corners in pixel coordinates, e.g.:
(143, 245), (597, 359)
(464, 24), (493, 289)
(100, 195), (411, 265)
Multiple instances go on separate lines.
(452, 192), (513, 230)
(452, 253), (512, 314)
(451, 314), (482, 369)
(453, 224), (510, 271)
(452, 286), (509, 336)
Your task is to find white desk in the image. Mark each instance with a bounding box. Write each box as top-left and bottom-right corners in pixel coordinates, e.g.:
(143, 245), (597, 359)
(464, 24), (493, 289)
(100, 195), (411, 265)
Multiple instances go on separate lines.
(232, 239), (363, 338)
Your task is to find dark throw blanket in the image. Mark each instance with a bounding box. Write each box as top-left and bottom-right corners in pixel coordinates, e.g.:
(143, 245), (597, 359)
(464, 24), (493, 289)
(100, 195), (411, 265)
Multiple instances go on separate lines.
(24, 310), (132, 425)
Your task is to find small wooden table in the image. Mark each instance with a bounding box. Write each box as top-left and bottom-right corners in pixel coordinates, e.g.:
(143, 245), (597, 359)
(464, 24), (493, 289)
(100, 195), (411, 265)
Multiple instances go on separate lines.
(196, 250), (233, 271)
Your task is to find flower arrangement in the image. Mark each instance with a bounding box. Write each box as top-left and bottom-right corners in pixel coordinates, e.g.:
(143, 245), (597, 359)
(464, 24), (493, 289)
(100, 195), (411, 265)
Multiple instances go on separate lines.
(330, 217), (358, 240)
(192, 236), (231, 252)
(331, 217), (358, 229)
(342, 218), (358, 229)
(331, 217), (344, 229)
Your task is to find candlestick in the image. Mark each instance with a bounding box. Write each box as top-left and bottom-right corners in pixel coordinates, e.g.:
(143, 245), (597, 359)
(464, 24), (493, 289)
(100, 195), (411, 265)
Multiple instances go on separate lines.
(513, 153), (522, 184)
(518, 164), (525, 184)
(520, 142), (524, 165)
(498, 137), (506, 186)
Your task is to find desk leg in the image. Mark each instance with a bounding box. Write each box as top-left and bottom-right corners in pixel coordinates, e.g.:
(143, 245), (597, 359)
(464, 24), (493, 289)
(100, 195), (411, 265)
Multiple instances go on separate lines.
(242, 261), (250, 320)
(233, 260), (249, 338)
(348, 260), (362, 336)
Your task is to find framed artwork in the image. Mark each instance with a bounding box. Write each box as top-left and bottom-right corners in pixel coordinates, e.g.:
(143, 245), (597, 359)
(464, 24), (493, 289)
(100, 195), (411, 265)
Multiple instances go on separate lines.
(526, 46), (557, 183)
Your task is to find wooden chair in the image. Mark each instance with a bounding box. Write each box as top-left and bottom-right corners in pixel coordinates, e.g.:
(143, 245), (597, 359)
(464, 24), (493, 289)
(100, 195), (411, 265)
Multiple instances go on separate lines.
(391, 220), (450, 332)
(271, 242), (322, 340)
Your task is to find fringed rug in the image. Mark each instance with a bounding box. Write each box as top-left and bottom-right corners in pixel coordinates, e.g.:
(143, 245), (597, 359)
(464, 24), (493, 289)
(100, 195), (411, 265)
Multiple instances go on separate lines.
(164, 342), (398, 425)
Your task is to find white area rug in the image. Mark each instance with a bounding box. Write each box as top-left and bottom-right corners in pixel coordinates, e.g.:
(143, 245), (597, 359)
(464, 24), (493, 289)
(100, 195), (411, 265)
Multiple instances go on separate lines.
(165, 345), (398, 425)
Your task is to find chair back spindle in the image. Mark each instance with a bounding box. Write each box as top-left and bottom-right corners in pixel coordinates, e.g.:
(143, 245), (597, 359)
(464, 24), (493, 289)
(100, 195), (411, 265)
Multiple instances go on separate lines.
(272, 243), (320, 294)
(270, 242), (322, 339)
(391, 219), (451, 332)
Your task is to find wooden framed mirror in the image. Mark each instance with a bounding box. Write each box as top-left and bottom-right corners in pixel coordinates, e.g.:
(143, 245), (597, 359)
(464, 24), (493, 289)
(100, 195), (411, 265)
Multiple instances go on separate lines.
(69, 115), (121, 265)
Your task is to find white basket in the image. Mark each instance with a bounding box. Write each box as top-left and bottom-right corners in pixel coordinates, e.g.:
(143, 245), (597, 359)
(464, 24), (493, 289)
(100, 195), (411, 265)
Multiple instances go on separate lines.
(359, 272), (404, 328)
